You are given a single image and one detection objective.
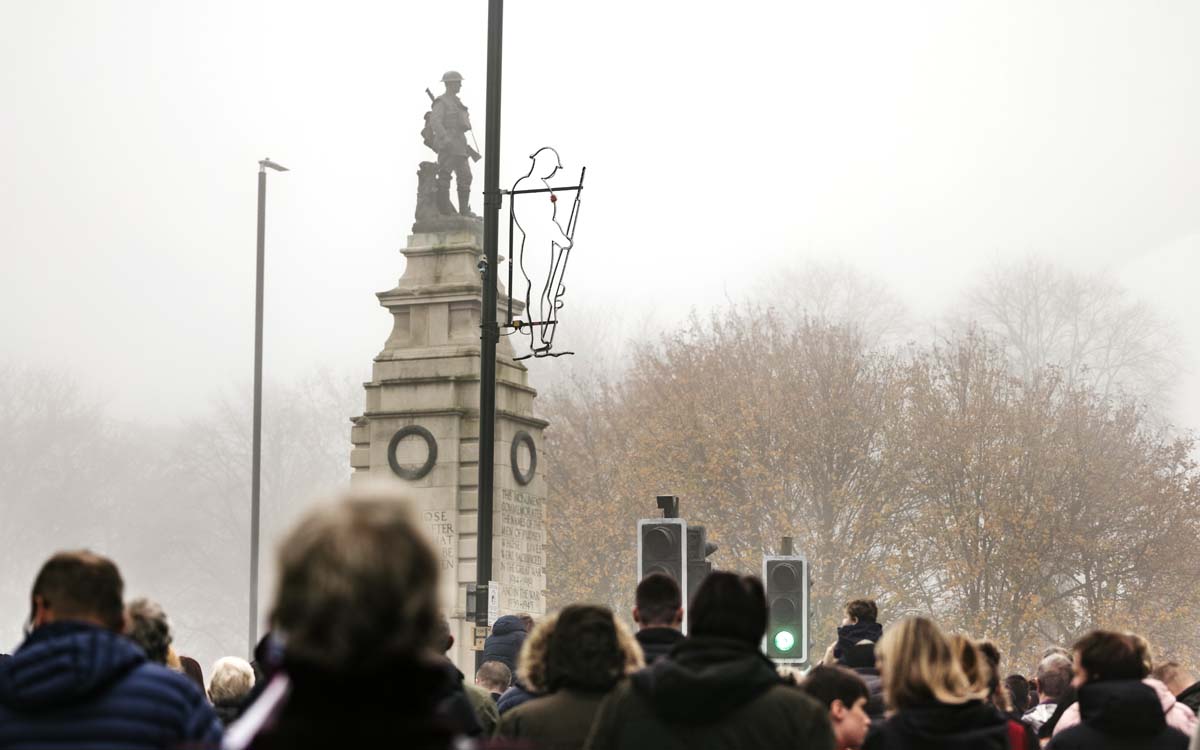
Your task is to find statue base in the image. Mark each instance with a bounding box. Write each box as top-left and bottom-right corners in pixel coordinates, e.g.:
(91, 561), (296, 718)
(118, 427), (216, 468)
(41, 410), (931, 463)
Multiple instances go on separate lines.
(412, 214), (483, 234)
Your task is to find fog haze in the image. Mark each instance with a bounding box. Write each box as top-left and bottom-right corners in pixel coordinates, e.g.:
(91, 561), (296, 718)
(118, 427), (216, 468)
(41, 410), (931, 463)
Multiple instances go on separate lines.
(2, 1), (1199, 669)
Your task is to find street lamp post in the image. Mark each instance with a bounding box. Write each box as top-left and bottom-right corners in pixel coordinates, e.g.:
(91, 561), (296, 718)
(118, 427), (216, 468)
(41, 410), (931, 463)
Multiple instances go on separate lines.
(250, 157), (288, 657)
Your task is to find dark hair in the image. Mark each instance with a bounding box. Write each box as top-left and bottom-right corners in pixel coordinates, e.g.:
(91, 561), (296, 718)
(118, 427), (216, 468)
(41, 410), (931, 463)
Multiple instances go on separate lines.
(544, 605), (625, 693)
(1004, 674), (1029, 712)
(1073, 631), (1149, 682)
(476, 660), (512, 692)
(636, 573), (682, 626)
(125, 598), (173, 665)
(688, 571), (766, 645)
(179, 656), (205, 693)
(802, 665), (870, 709)
(518, 613), (536, 633)
(846, 599), (878, 624)
(31, 551), (125, 631)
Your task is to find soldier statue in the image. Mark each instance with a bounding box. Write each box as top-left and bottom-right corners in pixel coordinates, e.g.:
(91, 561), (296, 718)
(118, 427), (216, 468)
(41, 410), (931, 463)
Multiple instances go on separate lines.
(424, 71), (481, 218)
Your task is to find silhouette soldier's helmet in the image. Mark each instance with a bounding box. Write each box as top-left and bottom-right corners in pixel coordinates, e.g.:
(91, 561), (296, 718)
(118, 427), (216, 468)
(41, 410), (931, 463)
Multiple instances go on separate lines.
(441, 71), (464, 83)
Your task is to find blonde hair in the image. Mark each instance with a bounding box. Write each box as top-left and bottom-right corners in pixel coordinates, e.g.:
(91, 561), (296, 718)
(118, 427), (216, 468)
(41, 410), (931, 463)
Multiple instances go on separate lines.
(209, 656), (256, 703)
(950, 634), (1010, 712)
(877, 617), (984, 710)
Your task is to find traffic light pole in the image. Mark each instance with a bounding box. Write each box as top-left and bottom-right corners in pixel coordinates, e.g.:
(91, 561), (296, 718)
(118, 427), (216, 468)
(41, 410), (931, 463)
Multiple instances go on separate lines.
(476, 0), (504, 643)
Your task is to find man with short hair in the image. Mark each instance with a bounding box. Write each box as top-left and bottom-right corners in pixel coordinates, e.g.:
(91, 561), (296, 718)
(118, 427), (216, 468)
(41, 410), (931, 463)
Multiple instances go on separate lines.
(632, 573), (685, 663)
(0, 550), (222, 748)
(832, 599), (882, 665)
(584, 571), (834, 750)
(1024, 652), (1074, 735)
(476, 661), (512, 703)
(801, 665), (872, 750)
(1155, 662), (1200, 715)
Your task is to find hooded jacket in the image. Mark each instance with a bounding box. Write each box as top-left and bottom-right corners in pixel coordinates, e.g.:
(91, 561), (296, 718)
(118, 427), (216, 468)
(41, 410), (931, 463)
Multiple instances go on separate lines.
(0, 621), (222, 750)
(1177, 681), (1200, 716)
(482, 615), (528, 673)
(1048, 680), (1188, 750)
(863, 699), (1018, 750)
(834, 621), (883, 662)
(583, 636), (833, 750)
(1054, 678), (1198, 737)
(634, 627), (685, 664)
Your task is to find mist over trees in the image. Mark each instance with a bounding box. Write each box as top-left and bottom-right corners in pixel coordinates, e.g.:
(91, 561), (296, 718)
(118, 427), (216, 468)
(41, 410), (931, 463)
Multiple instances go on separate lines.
(1, 257), (1195, 675)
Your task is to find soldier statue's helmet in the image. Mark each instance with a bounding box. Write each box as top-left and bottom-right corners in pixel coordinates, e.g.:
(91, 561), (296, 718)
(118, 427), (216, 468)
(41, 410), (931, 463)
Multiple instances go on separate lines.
(441, 71), (464, 83)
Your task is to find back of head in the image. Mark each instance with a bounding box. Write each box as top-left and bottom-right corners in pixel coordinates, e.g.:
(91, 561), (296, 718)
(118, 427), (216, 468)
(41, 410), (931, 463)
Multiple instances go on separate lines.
(179, 656), (205, 693)
(877, 617), (980, 710)
(1073, 630), (1149, 683)
(1151, 661), (1194, 694)
(541, 605), (641, 693)
(209, 656), (256, 704)
(687, 571), (767, 645)
(635, 573), (682, 627)
(802, 665), (870, 709)
(476, 660), (512, 693)
(269, 486), (440, 673)
(1036, 652), (1074, 702)
(1005, 674), (1029, 711)
(846, 599), (878, 624)
(31, 550), (125, 632)
(949, 634), (991, 696)
(125, 598), (173, 664)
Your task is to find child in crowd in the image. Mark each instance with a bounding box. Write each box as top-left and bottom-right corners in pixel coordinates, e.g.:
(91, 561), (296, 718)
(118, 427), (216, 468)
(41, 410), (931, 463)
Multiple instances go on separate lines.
(801, 665), (873, 750)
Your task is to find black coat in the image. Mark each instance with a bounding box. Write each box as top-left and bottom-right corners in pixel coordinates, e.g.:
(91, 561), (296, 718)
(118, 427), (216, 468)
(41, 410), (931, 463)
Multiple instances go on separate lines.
(0, 621), (222, 749)
(635, 627), (685, 664)
(497, 679), (539, 714)
(482, 615), (527, 673)
(834, 621), (883, 662)
(1047, 681), (1189, 750)
(864, 699), (1024, 750)
(1176, 681), (1200, 716)
(584, 636), (834, 750)
(244, 658), (460, 750)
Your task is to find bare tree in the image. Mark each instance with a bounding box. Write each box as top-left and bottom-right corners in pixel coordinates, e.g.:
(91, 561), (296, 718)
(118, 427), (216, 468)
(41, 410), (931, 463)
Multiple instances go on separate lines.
(964, 257), (1182, 411)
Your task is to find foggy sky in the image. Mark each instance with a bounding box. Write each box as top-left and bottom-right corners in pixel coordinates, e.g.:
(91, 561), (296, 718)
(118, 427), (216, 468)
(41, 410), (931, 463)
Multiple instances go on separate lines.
(3, 1), (1198, 424)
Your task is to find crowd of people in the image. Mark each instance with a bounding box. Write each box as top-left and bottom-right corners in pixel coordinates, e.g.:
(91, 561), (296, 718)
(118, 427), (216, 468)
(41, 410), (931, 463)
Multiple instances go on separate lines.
(1, 483), (1198, 749)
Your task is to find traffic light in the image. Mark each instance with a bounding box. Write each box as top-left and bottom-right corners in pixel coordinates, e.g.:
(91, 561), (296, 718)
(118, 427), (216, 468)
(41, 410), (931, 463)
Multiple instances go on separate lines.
(763, 552), (808, 663)
(638, 518), (687, 592)
(686, 525), (718, 606)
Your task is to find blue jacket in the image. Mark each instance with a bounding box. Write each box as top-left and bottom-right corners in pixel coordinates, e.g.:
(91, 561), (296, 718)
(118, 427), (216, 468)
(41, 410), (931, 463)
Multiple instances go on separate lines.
(482, 615), (527, 673)
(0, 621), (222, 750)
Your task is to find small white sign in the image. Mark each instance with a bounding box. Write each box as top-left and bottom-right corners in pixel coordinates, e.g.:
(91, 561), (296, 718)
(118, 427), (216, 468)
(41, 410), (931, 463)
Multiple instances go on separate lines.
(487, 581), (502, 627)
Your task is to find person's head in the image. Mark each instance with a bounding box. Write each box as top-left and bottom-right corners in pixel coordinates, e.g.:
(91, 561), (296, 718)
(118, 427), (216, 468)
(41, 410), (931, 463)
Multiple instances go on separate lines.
(845, 599), (878, 625)
(125, 598), (172, 665)
(633, 573), (683, 630)
(687, 571), (767, 646)
(876, 617), (982, 710)
(434, 615), (454, 654)
(28, 550), (125, 632)
(1035, 652), (1074, 702)
(802, 665), (872, 749)
(1152, 661), (1196, 695)
(209, 656), (256, 705)
(1071, 630), (1149, 688)
(519, 605), (642, 695)
(948, 635), (991, 698)
(518, 613), (536, 633)
(269, 485), (441, 673)
(1004, 674), (1029, 713)
(179, 655), (205, 694)
(476, 660), (512, 694)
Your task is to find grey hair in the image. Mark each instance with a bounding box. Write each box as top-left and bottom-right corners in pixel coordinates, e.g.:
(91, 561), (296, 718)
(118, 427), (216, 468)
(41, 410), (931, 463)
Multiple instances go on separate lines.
(1037, 653), (1074, 701)
(125, 598), (172, 665)
(208, 656), (255, 704)
(269, 484), (441, 672)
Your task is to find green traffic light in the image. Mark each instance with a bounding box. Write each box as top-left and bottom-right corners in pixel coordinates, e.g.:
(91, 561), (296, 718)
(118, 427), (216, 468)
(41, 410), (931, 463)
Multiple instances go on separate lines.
(773, 629), (796, 652)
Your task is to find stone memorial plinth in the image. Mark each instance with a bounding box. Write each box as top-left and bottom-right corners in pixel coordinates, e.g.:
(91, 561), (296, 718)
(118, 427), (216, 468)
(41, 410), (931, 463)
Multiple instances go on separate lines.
(350, 226), (548, 670)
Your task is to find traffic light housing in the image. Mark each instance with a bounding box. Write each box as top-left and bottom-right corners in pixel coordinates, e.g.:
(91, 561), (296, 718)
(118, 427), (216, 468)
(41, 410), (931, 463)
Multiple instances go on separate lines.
(638, 517), (687, 628)
(686, 525), (718, 606)
(763, 553), (808, 663)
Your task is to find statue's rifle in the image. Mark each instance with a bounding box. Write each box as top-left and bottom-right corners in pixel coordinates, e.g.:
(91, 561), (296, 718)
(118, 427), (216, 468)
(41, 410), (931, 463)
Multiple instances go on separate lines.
(426, 88), (482, 163)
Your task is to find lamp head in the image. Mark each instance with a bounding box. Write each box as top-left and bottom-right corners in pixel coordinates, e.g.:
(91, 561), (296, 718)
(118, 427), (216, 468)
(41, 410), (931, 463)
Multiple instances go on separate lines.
(259, 158), (289, 173)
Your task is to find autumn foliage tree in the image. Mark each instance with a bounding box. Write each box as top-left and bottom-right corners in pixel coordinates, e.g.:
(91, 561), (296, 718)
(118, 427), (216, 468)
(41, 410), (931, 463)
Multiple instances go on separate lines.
(541, 308), (1200, 670)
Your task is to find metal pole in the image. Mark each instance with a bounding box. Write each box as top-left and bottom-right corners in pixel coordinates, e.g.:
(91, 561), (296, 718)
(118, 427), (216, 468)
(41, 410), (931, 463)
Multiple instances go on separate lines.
(477, 0), (504, 644)
(250, 166), (266, 657)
